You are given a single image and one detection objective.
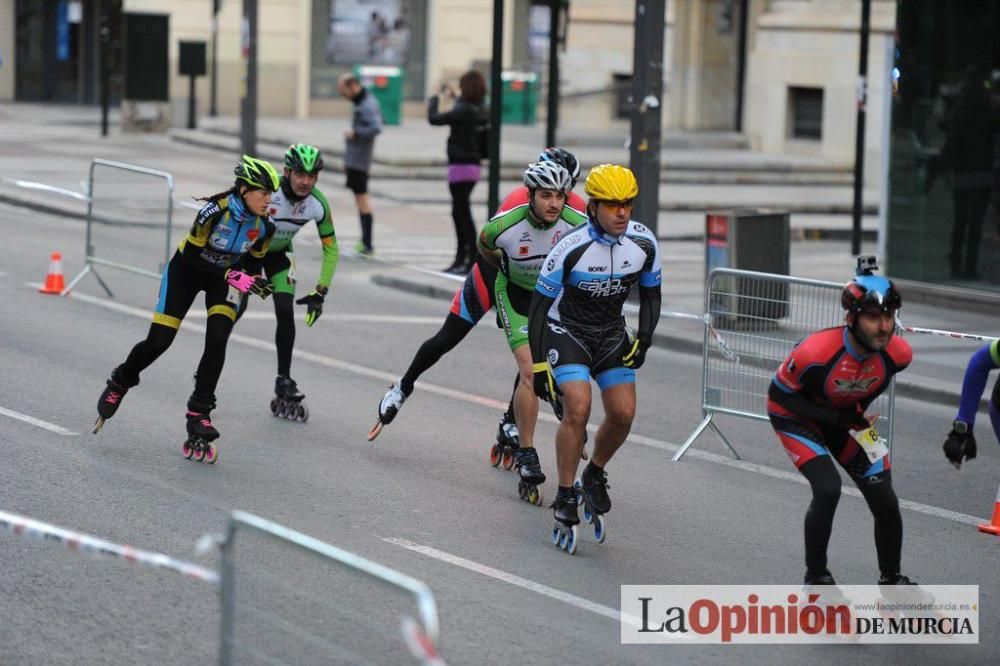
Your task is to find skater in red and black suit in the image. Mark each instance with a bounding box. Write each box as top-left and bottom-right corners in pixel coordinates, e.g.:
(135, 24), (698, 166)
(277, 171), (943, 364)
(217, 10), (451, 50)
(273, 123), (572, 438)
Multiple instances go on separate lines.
(767, 258), (924, 589)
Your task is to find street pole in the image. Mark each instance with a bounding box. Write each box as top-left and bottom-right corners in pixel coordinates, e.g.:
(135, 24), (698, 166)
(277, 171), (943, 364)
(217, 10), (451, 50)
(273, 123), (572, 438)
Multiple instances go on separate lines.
(544, 0), (561, 148)
(628, 0), (665, 235)
(240, 0), (257, 155)
(488, 0), (504, 215)
(210, 0), (219, 117)
(851, 0), (871, 256)
(99, 0), (110, 137)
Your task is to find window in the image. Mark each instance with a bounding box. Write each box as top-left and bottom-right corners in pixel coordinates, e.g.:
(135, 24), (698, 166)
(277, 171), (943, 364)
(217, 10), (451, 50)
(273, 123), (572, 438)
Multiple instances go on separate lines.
(789, 86), (823, 140)
(613, 73), (632, 119)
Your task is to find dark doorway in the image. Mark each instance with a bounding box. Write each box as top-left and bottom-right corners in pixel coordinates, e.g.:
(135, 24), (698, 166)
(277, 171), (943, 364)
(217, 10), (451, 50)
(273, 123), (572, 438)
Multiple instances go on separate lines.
(15, 0), (123, 104)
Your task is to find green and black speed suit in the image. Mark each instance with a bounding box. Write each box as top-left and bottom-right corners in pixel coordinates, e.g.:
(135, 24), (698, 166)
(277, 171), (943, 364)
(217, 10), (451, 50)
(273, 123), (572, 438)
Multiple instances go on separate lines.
(478, 203), (586, 350)
(110, 192), (275, 412)
(243, 178), (339, 377)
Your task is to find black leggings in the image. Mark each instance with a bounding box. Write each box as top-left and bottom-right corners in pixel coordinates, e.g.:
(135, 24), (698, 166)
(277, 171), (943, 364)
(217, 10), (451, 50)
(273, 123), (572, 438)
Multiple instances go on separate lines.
(119, 314), (235, 411)
(399, 312), (517, 422)
(401, 314), (474, 393)
(272, 292), (295, 377)
(449, 181), (477, 263)
(799, 456), (903, 578)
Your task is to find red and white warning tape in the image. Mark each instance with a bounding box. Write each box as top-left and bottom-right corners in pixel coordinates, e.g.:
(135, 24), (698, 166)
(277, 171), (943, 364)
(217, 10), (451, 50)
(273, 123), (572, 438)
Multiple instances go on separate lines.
(897, 320), (999, 344)
(0, 509), (219, 585)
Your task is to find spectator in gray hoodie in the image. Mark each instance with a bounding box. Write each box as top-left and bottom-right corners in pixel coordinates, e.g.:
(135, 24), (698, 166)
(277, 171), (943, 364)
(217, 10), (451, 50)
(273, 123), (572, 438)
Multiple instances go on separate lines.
(338, 73), (383, 256)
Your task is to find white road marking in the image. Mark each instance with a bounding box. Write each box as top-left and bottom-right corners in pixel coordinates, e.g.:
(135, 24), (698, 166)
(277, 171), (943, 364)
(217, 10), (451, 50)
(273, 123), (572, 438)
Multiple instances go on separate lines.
(384, 538), (668, 635)
(54, 285), (987, 527)
(184, 311), (445, 325)
(0, 406), (78, 436)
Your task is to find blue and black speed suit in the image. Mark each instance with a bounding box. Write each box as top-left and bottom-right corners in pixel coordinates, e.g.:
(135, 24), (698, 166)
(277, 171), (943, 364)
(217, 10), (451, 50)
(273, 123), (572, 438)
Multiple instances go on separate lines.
(527, 218), (662, 390)
(110, 193), (275, 413)
(954, 339), (1000, 439)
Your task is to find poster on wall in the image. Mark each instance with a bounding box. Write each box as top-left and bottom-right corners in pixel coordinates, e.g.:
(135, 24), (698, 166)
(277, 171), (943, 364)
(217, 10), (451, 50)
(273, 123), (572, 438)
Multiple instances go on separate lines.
(326, 0), (411, 65)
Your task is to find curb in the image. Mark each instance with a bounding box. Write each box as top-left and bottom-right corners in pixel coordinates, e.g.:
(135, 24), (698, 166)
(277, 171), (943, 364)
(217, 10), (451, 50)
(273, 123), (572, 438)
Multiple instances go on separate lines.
(370, 272), (985, 412)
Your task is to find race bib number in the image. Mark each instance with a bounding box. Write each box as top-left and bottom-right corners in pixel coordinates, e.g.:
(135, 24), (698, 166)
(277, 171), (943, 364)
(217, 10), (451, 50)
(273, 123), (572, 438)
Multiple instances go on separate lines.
(853, 426), (889, 463)
(226, 285), (242, 306)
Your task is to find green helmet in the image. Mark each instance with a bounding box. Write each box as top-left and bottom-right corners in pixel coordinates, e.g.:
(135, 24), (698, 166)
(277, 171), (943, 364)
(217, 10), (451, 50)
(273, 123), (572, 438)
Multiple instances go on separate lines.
(285, 143), (324, 173)
(234, 155), (280, 192)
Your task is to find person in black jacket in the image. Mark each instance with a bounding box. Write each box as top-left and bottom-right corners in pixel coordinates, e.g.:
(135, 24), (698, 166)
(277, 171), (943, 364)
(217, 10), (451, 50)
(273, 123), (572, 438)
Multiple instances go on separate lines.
(428, 69), (488, 274)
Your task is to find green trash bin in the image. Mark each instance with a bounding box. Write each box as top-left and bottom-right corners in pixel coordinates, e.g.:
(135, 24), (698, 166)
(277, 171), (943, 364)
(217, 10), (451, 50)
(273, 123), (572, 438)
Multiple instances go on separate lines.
(354, 65), (404, 125)
(501, 71), (537, 125)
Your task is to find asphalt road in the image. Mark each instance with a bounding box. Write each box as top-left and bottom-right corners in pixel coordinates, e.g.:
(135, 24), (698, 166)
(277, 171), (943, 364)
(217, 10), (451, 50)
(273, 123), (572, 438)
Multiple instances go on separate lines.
(1, 203), (998, 665)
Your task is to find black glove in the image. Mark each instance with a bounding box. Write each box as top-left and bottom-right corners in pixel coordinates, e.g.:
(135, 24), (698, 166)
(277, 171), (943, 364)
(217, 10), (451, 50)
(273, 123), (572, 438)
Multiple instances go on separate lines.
(622, 334), (652, 370)
(836, 407), (870, 431)
(532, 362), (561, 403)
(943, 428), (977, 469)
(295, 289), (326, 326)
(249, 275), (273, 299)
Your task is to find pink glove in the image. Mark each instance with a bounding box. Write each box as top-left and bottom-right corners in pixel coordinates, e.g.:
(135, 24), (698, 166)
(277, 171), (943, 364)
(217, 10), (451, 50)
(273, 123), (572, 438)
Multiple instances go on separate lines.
(225, 269), (256, 293)
(226, 270), (273, 298)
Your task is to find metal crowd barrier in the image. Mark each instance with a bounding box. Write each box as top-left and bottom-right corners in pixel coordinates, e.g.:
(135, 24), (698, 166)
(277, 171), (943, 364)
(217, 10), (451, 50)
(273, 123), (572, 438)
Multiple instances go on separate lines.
(673, 268), (896, 462)
(62, 158), (175, 297)
(219, 511), (443, 665)
(1, 508), (442, 664)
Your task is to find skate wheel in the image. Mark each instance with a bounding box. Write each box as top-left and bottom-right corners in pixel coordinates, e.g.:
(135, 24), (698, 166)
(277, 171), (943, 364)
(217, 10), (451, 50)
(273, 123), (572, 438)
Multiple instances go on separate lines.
(593, 515), (606, 544)
(518, 481), (527, 500)
(93, 417), (106, 434)
(490, 443), (502, 467)
(366, 420), (383, 442)
(501, 449), (515, 471)
(528, 485), (543, 507)
(182, 440), (195, 459)
(278, 401), (289, 419)
(551, 525), (562, 546)
(192, 443), (206, 462)
(270, 398), (279, 416)
(204, 443), (218, 465)
(565, 525), (578, 555)
(298, 403), (309, 422)
(580, 446), (589, 461)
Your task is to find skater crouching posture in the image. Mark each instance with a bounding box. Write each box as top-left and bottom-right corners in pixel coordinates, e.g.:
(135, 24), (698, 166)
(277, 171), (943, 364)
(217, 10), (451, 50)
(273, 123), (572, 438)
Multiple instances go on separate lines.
(94, 156), (279, 459)
(528, 164), (661, 552)
(238, 144), (340, 422)
(767, 259), (924, 587)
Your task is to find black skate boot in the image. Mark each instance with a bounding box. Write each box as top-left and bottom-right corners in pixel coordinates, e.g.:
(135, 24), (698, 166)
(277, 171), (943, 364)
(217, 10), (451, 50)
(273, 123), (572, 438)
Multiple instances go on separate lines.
(550, 488), (580, 554)
(182, 394), (219, 464)
(514, 446), (545, 506)
(803, 570), (852, 608)
(877, 574), (936, 609)
(490, 411), (520, 470)
(272, 375), (308, 422)
(577, 462), (611, 514)
(93, 366), (138, 433)
(575, 462), (610, 544)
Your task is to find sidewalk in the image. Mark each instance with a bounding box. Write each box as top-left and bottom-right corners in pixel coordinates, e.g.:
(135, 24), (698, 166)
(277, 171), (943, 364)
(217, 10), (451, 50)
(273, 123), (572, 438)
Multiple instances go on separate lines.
(0, 101), (993, 414)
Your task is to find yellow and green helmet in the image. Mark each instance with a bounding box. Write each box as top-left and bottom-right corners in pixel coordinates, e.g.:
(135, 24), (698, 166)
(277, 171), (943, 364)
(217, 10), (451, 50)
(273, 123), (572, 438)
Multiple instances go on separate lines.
(234, 155), (280, 191)
(284, 143), (325, 174)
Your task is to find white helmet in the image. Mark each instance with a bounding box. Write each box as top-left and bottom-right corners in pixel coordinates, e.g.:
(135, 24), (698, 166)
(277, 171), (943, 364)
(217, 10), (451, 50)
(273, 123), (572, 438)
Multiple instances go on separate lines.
(522, 161), (572, 193)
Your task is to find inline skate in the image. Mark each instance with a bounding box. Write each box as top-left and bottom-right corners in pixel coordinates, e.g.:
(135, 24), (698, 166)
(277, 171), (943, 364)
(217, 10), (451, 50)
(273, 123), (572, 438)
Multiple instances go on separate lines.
(489, 411), (520, 471)
(550, 489), (580, 554)
(574, 463), (610, 544)
(514, 446), (545, 507)
(271, 375), (308, 422)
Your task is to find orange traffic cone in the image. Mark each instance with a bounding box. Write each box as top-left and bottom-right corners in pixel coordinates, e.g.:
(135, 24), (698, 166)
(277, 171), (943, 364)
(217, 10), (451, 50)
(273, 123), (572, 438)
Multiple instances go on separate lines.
(39, 251), (65, 295)
(978, 481), (1000, 535)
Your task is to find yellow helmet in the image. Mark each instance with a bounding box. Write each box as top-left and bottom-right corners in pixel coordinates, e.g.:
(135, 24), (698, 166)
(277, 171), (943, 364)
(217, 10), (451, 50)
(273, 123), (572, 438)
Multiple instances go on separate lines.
(584, 164), (638, 201)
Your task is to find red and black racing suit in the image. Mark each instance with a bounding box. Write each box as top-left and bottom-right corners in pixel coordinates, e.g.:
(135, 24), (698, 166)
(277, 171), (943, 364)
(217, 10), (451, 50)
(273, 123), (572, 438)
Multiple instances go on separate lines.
(767, 325), (912, 579)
